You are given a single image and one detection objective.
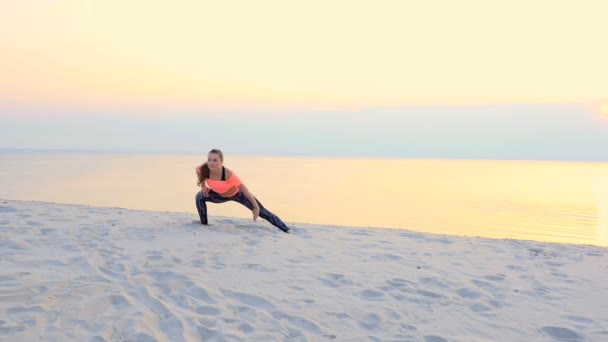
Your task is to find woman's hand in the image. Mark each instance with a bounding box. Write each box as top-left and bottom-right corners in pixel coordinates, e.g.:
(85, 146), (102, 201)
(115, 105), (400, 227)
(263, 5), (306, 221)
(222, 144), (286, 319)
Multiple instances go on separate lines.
(252, 206), (260, 221)
(201, 186), (210, 197)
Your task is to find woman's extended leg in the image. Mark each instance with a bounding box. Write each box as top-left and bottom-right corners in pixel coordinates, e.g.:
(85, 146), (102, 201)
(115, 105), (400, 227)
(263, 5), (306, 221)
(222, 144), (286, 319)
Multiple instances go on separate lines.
(230, 192), (290, 232)
(195, 191), (230, 225)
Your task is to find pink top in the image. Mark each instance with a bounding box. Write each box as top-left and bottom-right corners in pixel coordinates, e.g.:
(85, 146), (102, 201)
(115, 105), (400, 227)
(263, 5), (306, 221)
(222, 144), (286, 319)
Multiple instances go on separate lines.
(205, 173), (243, 195)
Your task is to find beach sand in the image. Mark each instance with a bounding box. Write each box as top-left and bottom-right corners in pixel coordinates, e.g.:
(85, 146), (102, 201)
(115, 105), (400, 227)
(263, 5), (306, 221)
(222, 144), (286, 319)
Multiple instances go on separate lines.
(1, 199), (607, 341)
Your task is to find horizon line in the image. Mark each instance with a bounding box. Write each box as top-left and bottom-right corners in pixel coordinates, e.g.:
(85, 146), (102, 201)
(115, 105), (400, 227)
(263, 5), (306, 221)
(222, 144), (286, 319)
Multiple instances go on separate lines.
(1, 147), (607, 164)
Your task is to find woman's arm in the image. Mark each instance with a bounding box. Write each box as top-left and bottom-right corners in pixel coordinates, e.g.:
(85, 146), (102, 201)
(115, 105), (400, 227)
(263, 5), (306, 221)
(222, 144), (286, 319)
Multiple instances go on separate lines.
(239, 184), (260, 220)
(225, 168), (259, 220)
(201, 183), (210, 196)
(196, 167), (210, 196)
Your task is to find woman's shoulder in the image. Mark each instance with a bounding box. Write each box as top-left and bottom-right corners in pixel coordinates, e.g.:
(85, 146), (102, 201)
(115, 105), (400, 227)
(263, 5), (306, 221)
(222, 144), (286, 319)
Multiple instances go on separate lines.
(226, 167), (243, 180)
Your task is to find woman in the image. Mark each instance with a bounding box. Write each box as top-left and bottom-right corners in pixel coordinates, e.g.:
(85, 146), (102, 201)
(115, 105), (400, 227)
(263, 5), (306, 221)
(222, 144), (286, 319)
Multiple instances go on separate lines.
(195, 149), (292, 233)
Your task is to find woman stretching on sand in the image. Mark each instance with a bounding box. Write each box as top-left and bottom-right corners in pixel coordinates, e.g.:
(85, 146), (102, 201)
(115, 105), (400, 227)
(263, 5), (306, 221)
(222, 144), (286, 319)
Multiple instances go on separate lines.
(195, 149), (292, 233)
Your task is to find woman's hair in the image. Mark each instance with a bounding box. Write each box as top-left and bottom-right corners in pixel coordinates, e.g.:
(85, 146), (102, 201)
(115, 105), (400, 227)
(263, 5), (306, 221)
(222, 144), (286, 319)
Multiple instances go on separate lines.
(196, 149), (224, 186)
(209, 148), (224, 161)
(196, 163), (209, 186)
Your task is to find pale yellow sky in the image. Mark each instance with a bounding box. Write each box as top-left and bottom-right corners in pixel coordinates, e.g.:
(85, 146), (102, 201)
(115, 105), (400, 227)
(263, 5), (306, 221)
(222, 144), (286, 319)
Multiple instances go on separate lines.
(1, 0), (607, 112)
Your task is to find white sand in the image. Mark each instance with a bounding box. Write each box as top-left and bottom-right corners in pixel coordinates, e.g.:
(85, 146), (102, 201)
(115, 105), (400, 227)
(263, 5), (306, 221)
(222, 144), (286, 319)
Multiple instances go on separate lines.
(1, 199), (607, 342)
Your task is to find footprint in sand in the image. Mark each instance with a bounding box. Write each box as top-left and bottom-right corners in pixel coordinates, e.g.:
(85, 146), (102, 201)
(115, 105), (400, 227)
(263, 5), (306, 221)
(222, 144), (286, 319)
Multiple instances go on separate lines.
(145, 251), (163, 260)
(456, 288), (483, 299)
(348, 230), (372, 236)
(551, 272), (569, 279)
(30, 285), (48, 295)
(108, 263), (126, 273)
(7, 305), (59, 326)
(97, 248), (117, 256)
(241, 263), (277, 272)
(242, 236), (261, 246)
(389, 292), (406, 301)
(0, 325), (27, 334)
(358, 289), (385, 301)
(196, 327), (228, 341)
(424, 335), (449, 342)
(483, 274), (505, 281)
(221, 289), (274, 309)
(40, 260), (67, 268)
(400, 232), (426, 240)
(4, 240), (31, 250)
(426, 237), (455, 245)
(196, 305), (221, 316)
(563, 316), (594, 324)
(507, 264), (525, 271)
(590, 331), (608, 340)
(129, 286), (182, 335)
(49, 217), (74, 223)
(371, 254), (402, 261)
(487, 300), (503, 308)
(383, 308), (401, 320)
(108, 294), (130, 310)
(187, 285), (215, 304)
(318, 273), (355, 287)
(38, 227), (57, 235)
(469, 303), (492, 312)
(150, 269), (187, 282)
(529, 248), (545, 256)
(472, 279), (498, 292)
(357, 313), (381, 330)
(0, 272), (31, 284)
(540, 326), (584, 341)
(401, 323), (417, 331)
(61, 245), (80, 252)
(419, 277), (449, 289)
(386, 278), (413, 288)
(219, 218), (241, 226)
(211, 262), (226, 270)
(25, 220), (43, 227)
(416, 289), (443, 299)
(239, 322), (255, 333)
(326, 312), (350, 320)
(191, 259), (205, 267)
(0, 206), (18, 213)
(281, 314), (323, 335)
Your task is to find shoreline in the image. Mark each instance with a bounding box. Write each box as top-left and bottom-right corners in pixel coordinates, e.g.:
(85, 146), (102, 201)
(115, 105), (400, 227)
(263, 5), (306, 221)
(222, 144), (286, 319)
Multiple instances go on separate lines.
(1, 198), (603, 248)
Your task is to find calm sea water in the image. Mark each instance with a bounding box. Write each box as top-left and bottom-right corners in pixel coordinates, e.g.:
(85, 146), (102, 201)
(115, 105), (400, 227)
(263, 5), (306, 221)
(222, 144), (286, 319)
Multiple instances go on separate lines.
(1, 152), (607, 247)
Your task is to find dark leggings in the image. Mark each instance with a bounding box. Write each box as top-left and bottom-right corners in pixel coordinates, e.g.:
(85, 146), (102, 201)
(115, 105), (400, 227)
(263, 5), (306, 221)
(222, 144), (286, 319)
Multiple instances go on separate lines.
(195, 190), (290, 232)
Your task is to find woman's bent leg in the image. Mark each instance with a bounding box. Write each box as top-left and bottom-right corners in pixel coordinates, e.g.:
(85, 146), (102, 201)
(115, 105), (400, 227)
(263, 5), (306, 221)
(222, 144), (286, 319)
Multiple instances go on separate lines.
(195, 191), (230, 225)
(230, 192), (290, 232)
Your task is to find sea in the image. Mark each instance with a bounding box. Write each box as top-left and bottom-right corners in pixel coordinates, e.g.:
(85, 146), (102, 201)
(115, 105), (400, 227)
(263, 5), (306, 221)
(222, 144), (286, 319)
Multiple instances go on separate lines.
(1, 151), (606, 247)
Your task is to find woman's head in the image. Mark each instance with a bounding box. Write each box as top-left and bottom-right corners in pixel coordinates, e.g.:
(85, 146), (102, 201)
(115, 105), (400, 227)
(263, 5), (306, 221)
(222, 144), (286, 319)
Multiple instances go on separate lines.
(196, 149), (224, 186)
(207, 149), (224, 170)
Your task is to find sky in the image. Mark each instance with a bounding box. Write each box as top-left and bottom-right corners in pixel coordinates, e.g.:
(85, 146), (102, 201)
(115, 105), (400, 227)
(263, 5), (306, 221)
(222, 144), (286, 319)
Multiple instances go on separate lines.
(1, 0), (607, 160)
